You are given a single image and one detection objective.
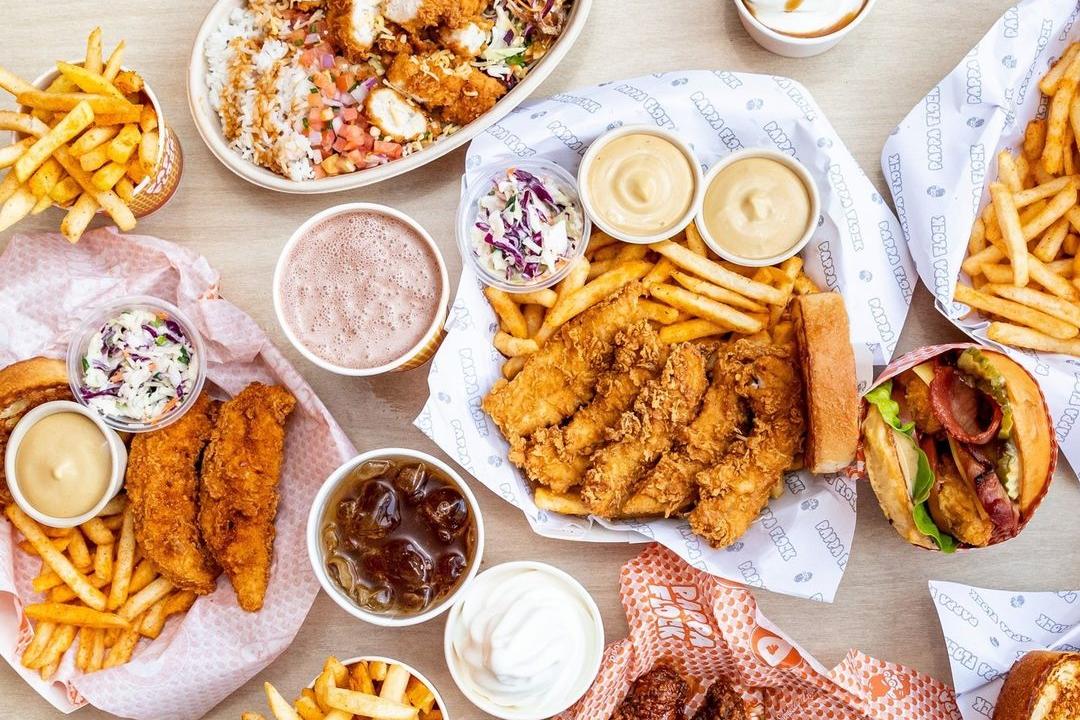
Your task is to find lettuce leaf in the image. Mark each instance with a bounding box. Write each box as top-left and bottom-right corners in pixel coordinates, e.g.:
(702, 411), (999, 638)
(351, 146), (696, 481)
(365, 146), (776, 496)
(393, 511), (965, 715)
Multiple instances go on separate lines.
(865, 381), (957, 553)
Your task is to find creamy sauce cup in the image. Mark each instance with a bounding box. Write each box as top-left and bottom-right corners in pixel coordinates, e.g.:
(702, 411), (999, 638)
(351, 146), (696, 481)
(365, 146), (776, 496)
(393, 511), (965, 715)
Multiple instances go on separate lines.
(693, 148), (821, 267)
(273, 203), (450, 377)
(733, 0), (877, 58)
(443, 561), (604, 720)
(577, 125), (704, 245)
(5, 400), (127, 528)
(307, 656), (450, 720)
(306, 448), (485, 628)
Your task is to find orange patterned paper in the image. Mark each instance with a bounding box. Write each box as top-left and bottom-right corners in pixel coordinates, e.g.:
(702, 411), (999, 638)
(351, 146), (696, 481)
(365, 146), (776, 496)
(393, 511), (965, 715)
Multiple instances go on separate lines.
(558, 545), (962, 720)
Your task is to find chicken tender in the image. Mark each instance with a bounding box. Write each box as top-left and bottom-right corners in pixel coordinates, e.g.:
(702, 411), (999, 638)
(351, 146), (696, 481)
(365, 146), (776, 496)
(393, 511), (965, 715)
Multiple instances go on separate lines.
(126, 392), (221, 595)
(581, 343), (708, 517)
(198, 383), (296, 612)
(690, 679), (749, 720)
(519, 321), (667, 493)
(928, 449), (994, 547)
(327, 0), (383, 61)
(365, 86), (429, 141)
(689, 346), (805, 548)
(384, 0), (487, 33)
(612, 665), (688, 720)
(386, 51), (507, 125)
(441, 19), (491, 57)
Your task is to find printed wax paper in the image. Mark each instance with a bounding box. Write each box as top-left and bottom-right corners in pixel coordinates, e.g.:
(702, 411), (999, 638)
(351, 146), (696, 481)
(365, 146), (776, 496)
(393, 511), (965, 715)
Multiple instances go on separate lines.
(557, 544), (961, 720)
(881, 0), (1080, 471)
(931, 580), (1080, 720)
(416, 70), (916, 602)
(0, 229), (355, 719)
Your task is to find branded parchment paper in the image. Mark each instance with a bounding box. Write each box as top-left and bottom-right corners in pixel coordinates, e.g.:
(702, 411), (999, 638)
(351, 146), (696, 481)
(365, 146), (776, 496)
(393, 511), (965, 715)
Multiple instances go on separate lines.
(882, 0), (1080, 471)
(0, 229), (355, 719)
(556, 544), (961, 720)
(931, 579), (1080, 720)
(417, 70), (916, 602)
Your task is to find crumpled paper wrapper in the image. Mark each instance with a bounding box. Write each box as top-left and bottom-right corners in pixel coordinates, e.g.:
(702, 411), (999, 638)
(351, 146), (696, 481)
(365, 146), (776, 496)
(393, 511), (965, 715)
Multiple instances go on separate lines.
(931, 580), (1080, 720)
(557, 544), (962, 720)
(881, 0), (1080, 471)
(0, 228), (355, 720)
(417, 70), (916, 602)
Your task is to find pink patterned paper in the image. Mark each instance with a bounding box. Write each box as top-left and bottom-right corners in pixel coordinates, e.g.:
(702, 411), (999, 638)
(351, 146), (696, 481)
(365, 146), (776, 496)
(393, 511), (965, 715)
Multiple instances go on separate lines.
(558, 544), (961, 720)
(0, 228), (356, 719)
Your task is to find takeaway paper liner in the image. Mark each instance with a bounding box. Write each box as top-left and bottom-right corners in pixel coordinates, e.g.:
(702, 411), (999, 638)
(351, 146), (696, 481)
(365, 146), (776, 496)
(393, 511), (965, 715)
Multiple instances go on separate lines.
(556, 544), (961, 720)
(417, 70), (916, 602)
(881, 0), (1080, 472)
(0, 228), (355, 720)
(862, 343), (1058, 548)
(930, 580), (1080, 720)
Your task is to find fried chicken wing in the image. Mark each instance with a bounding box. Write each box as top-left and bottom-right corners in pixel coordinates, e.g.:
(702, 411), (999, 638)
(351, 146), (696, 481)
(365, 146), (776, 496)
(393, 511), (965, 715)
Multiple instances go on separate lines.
(483, 283), (645, 447)
(582, 343), (708, 517)
(690, 679), (749, 720)
(611, 665), (688, 720)
(519, 321), (667, 493)
(386, 51), (507, 125)
(198, 384), (296, 612)
(689, 343), (805, 548)
(126, 392), (221, 595)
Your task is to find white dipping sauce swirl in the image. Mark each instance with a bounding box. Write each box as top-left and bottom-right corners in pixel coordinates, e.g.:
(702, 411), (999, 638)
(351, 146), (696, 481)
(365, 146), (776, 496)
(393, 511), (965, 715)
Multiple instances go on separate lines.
(448, 565), (599, 713)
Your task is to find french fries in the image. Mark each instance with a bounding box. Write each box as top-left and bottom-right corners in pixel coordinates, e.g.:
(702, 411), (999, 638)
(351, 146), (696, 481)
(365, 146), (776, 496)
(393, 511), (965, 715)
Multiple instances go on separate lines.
(0, 28), (158, 242)
(956, 46), (1080, 355)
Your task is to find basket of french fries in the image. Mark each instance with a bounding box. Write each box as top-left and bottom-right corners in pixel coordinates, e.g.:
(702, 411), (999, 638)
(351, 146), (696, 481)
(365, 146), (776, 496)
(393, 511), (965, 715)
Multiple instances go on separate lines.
(882, 0), (1080, 471)
(0, 27), (181, 243)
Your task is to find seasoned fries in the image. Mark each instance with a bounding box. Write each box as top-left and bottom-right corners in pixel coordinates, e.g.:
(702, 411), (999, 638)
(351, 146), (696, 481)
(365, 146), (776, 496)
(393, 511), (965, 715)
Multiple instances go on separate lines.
(956, 43), (1080, 355)
(248, 657), (440, 720)
(0, 28), (160, 242)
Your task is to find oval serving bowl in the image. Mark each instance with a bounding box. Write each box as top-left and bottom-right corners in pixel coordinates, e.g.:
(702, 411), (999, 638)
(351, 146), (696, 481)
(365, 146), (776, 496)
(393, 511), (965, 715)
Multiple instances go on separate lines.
(186, 0), (592, 194)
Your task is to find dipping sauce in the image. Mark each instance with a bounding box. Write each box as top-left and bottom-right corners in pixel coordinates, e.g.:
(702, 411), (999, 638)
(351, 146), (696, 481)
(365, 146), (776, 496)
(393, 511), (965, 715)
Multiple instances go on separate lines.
(279, 210), (442, 370)
(701, 156), (812, 260)
(447, 564), (601, 714)
(586, 133), (695, 237)
(320, 457), (476, 616)
(15, 412), (111, 518)
(744, 0), (867, 38)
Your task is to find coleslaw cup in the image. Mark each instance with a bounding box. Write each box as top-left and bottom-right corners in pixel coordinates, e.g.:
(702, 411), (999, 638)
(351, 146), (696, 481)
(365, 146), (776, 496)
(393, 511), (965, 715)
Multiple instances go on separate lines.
(456, 159), (591, 292)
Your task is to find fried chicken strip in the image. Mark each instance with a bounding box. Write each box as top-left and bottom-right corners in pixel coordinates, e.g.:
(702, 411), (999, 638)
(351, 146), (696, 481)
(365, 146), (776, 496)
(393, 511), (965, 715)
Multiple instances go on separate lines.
(689, 345), (804, 548)
(126, 392), (221, 594)
(198, 383), (296, 612)
(612, 665), (688, 720)
(581, 343), (708, 517)
(483, 283), (644, 447)
(386, 51), (507, 125)
(518, 321), (667, 493)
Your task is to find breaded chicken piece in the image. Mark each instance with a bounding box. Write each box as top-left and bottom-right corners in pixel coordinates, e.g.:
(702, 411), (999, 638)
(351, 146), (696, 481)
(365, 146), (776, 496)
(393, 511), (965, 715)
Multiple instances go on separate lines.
(384, 0), (487, 33)
(581, 343), (708, 518)
(126, 392), (221, 595)
(690, 679), (749, 720)
(484, 284), (645, 447)
(518, 321), (667, 493)
(612, 665), (688, 720)
(689, 346), (805, 548)
(198, 383), (296, 612)
(365, 86), (429, 141)
(386, 51), (506, 125)
(928, 449), (994, 547)
(327, 0), (383, 61)
(440, 19), (491, 57)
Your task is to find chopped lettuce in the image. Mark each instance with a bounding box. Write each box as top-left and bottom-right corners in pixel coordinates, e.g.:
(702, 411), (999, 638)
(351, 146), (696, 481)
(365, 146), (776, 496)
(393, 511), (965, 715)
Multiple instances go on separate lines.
(865, 382), (958, 553)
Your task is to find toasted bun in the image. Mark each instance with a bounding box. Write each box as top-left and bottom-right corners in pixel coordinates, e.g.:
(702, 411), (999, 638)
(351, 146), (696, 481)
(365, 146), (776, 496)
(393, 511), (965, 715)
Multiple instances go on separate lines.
(861, 405), (936, 549)
(981, 351), (1055, 518)
(0, 357), (72, 504)
(993, 650), (1080, 720)
(793, 293), (859, 473)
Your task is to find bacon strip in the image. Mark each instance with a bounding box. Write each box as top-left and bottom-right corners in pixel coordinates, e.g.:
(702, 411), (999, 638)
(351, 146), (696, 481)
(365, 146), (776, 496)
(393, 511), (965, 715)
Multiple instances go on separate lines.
(929, 366), (1002, 444)
(951, 443), (1019, 542)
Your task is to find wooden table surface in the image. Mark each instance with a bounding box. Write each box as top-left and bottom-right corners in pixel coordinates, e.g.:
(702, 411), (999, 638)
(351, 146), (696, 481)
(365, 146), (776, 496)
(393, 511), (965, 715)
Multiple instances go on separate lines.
(4, 1), (1078, 718)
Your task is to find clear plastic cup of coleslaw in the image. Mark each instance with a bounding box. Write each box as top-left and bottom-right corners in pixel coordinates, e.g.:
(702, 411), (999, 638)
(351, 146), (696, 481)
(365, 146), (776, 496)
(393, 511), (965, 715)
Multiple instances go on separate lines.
(66, 295), (207, 433)
(456, 158), (591, 293)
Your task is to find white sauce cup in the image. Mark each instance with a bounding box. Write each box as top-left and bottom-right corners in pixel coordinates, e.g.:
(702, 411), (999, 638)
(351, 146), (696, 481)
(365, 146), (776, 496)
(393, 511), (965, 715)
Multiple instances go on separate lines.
(5, 400), (127, 528)
(733, 0), (878, 58)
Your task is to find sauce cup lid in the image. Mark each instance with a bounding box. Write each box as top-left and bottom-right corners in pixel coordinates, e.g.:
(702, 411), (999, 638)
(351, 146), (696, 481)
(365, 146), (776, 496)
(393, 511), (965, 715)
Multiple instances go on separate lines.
(272, 203), (450, 377)
(4, 400), (127, 528)
(442, 560), (605, 720)
(577, 124), (705, 245)
(456, 158), (591, 292)
(693, 147), (821, 267)
(306, 448), (485, 628)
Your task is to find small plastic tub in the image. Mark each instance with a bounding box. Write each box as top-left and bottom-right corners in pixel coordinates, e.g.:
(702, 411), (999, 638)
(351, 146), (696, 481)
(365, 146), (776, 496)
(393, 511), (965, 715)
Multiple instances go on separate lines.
(456, 158), (590, 292)
(66, 295), (206, 433)
(733, 0), (878, 58)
